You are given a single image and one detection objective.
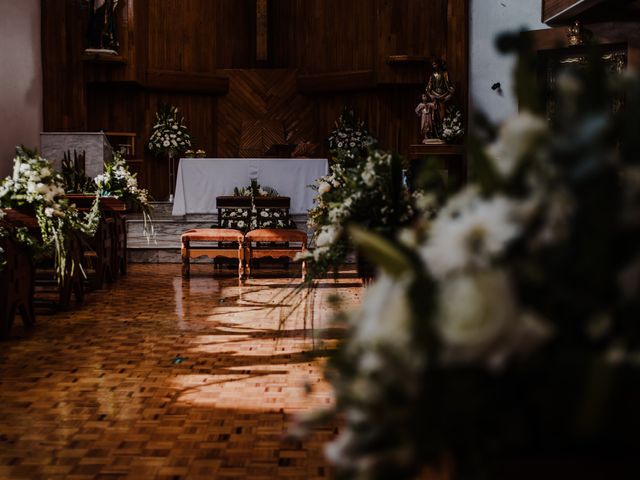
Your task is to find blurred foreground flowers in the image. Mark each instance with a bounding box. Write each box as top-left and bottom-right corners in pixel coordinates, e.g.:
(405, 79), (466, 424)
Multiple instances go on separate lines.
(298, 34), (640, 479)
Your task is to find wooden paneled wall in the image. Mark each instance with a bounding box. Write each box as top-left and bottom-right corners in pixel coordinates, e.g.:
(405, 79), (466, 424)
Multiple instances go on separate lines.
(42, 0), (469, 199)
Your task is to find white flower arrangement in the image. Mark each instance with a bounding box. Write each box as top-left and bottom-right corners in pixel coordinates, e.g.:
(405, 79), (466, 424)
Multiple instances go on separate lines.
(440, 107), (465, 144)
(298, 39), (640, 479)
(328, 108), (376, 165)
(303, 149), (414, 279)
(0, 146), (101, 280)
(147, 105), (192, 157)
(94, 153), (154, 241)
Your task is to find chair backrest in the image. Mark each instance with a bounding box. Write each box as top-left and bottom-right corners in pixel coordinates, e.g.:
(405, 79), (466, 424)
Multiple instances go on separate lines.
(215, 196), (294, 230)
(216, 196), (253, 231)
(253, 196), (290, 209)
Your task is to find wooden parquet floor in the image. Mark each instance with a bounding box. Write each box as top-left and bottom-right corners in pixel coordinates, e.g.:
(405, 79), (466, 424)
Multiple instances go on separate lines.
(0, 264), (363, 480)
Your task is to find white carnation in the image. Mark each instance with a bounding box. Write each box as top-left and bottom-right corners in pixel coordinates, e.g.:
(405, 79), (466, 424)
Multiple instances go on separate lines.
(316, 226), (340, 248)
(485, 111), (549, 178)
(421, 190), (521, 279)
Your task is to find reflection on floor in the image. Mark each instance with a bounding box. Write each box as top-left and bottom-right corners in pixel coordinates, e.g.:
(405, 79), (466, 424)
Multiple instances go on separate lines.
(0, 264), (363, 479)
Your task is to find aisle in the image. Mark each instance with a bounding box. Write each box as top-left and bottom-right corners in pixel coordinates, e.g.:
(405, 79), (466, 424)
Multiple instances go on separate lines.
(0, 265), (362, 479)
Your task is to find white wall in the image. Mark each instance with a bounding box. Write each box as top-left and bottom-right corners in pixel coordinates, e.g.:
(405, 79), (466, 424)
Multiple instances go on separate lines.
(0, 0), (43, 177)
(469, 0), (548, 123)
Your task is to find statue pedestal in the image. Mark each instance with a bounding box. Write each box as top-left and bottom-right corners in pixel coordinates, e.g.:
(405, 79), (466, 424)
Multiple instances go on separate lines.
(408, 144), (466, 190)
(40, 132), (113, 178)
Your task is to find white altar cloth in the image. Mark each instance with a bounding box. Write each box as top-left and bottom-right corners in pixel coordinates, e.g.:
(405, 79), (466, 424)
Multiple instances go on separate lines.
(172, 158), (329, 216)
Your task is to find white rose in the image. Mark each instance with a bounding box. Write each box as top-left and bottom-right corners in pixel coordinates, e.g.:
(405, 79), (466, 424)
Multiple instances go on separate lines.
(44, 207), (55, 217)
(351, 274), (414, 349)
(436, 270), (552, 370)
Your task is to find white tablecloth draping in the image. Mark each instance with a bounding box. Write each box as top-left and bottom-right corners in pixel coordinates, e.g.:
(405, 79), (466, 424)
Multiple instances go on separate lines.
(172, 158), (329, 216)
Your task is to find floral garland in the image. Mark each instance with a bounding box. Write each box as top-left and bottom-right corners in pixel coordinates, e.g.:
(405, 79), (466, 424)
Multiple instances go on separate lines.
(297, 35), (640, 479)
(299, 149), (414, 280)
(94, 153), (154, 240)
(0, 146), (100, 280)
(147, 104), (192, 157)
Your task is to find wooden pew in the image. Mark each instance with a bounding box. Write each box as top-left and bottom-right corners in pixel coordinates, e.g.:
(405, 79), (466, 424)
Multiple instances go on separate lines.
(0, 215), (36, 339)
(2, 208), (84, 311)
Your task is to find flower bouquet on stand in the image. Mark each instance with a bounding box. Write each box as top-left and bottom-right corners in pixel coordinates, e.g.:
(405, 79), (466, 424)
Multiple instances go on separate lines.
(295, 35), (640, 480)
(147, 104), (193, 201)
(328, 108), (374, 167)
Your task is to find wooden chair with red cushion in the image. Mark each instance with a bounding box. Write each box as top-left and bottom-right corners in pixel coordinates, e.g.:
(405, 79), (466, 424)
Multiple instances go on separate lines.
(181, 228), (246, 279)
(244, 229), (308, 279)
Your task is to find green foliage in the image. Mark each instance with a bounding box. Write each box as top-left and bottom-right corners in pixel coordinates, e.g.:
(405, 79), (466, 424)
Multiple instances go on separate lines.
(61, 150), (95, 194)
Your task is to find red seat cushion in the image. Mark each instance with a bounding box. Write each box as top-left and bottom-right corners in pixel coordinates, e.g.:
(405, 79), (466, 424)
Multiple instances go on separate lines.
(245, 229), (307, 244)
(181, 228), (244, 243)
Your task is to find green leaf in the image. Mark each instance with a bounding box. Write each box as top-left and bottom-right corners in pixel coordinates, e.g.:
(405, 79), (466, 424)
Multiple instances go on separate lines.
(348, 225), (412, 278)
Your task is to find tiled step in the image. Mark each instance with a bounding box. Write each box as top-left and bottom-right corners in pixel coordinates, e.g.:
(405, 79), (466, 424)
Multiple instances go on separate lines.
(126, 203), (313, 263)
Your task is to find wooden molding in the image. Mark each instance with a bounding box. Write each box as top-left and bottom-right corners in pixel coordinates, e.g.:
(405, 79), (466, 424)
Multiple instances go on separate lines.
(542, 0), (607, 24)
(408, 144), (464, 158)
(387, 55), (431, 64)
(297, 70), (377, 94)
(145, 70), (229, 95)
(87, 71), (230, 95)
(81, 52), (127, 64)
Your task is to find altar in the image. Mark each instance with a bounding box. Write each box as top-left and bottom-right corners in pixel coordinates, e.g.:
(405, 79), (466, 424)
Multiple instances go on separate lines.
(172, 158), (329, 216)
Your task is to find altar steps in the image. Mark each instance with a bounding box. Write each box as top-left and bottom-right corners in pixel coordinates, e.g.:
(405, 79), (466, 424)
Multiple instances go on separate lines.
(126, 202), (310, 263)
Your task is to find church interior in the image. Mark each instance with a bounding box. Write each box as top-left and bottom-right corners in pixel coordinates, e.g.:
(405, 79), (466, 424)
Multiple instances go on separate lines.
(2, 1), (640, 479)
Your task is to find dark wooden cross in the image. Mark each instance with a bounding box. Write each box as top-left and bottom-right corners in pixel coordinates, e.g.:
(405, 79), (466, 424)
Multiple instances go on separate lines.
(256, 0), (269, 64)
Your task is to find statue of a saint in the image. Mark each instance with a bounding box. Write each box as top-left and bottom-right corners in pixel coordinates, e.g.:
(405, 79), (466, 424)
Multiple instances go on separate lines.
(415, 94), (437, 144)
(85, 0), (120, 53)
(426, 59), (455, 124)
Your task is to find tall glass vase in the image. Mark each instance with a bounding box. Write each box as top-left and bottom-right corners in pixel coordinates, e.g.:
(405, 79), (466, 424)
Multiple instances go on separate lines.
(167, 149), (177, 202)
